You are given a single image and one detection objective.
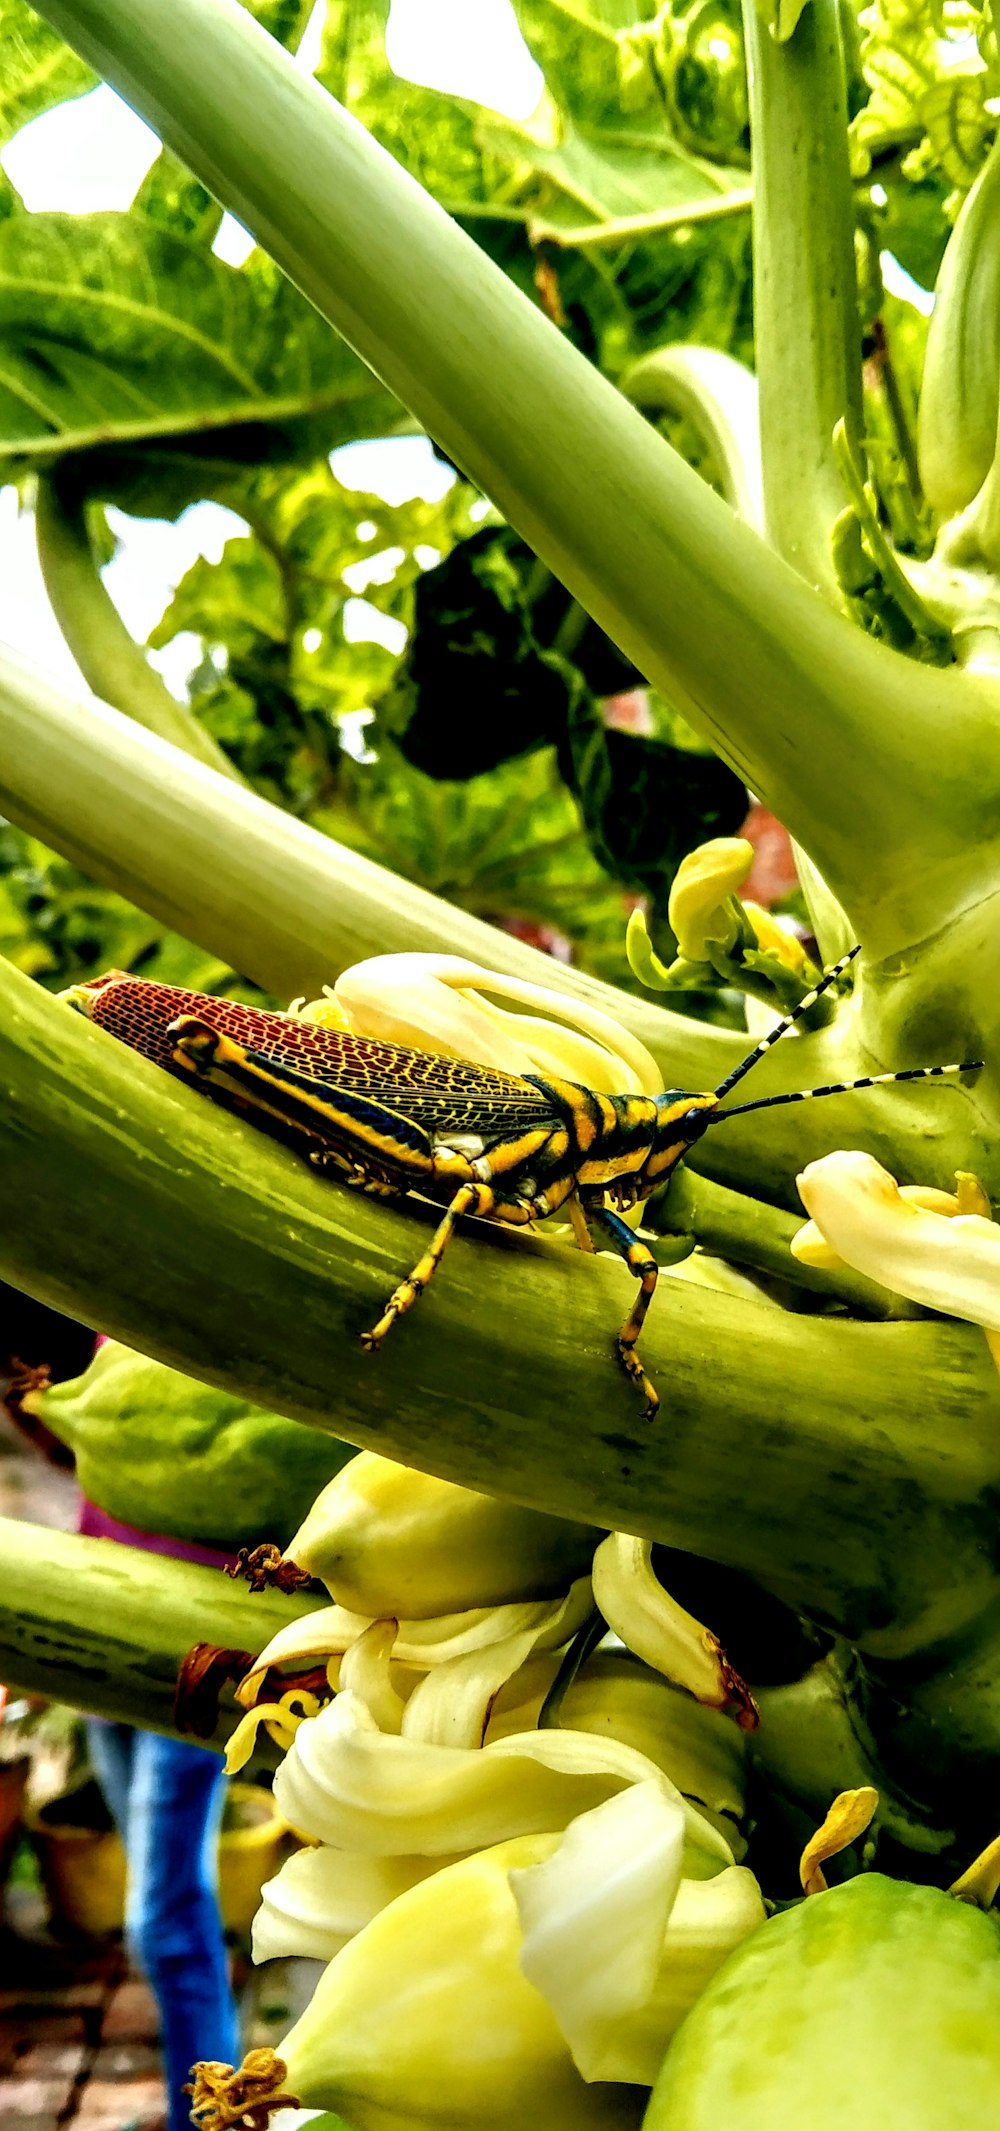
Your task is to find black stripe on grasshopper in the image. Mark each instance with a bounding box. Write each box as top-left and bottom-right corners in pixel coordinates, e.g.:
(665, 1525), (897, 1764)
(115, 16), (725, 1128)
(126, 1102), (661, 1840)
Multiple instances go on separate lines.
(67, 956), (982, 1421)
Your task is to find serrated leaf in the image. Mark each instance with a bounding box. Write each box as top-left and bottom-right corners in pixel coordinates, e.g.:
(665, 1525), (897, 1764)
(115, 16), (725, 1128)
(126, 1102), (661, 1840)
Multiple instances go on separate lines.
(0, 210), (400, 491)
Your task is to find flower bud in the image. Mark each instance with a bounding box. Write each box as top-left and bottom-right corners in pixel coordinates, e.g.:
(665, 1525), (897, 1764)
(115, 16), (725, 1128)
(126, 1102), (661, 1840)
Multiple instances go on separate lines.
(285, 1452), (597, 1616)
(245, 1837), (644, 2129)
(592, 1534), (757, 1730)
(667, 839), (753, 962)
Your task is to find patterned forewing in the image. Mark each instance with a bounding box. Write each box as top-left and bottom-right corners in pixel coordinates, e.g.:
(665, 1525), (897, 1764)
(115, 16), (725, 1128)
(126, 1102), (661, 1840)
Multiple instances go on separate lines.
(81, 974), (556, 1139)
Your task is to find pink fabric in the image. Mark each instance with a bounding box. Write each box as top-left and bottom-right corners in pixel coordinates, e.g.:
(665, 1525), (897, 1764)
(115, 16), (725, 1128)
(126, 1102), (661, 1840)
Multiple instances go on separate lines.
(77, 1496), (238, 1572)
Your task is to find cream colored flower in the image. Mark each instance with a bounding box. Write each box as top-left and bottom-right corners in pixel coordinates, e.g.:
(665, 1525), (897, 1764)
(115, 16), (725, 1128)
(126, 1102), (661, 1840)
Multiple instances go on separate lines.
(592, 1534), (758, 1729)
(791, 1151), (1000, 1331)
(290, 951), (662, 1095)
(512, 1784), (766, 2084)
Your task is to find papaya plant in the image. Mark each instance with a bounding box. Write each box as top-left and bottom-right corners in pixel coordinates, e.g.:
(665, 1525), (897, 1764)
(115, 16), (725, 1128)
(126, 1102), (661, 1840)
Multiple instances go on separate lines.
(4, 0), (1000, 2098)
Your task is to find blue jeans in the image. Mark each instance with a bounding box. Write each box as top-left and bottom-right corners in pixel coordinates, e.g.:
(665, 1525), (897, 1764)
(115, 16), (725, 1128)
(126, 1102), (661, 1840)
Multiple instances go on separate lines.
(86, 1720), (240, 2131)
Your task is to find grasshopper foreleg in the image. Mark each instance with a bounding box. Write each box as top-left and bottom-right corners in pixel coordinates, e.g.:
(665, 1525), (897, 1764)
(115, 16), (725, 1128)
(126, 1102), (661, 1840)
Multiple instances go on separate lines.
(579, 1195), (660, 1421)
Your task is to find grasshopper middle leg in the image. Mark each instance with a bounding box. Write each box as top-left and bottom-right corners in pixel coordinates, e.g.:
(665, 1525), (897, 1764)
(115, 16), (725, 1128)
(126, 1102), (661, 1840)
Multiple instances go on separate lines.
(579, 1195), (660, 1421)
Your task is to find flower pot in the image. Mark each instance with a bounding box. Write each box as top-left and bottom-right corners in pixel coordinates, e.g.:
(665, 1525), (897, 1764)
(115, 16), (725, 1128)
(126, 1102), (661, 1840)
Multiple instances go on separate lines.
(29, 1776), (288, 1940)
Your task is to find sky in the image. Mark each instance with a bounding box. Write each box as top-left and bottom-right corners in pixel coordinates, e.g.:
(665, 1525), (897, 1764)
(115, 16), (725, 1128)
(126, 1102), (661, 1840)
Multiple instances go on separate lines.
(0, 0), (542, 695)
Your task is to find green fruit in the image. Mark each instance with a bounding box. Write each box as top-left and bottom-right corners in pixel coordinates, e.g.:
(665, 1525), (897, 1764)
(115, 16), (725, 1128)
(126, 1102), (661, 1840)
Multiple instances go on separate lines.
(644, 1874), (1000, 2130)
(918, 138), (1000, 518)
(24, 1340), (352, 1551)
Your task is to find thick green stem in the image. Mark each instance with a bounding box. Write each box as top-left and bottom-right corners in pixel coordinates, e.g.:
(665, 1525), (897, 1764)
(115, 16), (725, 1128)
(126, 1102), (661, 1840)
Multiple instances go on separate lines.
(3, 952), (1000, 1666)
(652, 1166), (920, 1318)
(742, 0), (863, 600)
(0, 648), (735, 1086)
(3, 656), (993, 1205)
(35, 472), (242, 781)
(28, 0), (1000, 952)
(0, 1517), (313, 1740)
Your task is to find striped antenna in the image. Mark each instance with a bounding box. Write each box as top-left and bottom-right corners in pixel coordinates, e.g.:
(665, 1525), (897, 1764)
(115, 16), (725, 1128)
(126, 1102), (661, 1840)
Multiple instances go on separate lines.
(712, 947), (861, 1103)
(715, 1058), (983, 1125)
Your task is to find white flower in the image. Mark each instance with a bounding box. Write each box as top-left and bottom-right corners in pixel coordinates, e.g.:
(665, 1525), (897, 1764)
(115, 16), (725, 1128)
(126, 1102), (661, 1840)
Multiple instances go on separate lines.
(791, 1151), (1000, 1331)
(290, 951), (662, 1095)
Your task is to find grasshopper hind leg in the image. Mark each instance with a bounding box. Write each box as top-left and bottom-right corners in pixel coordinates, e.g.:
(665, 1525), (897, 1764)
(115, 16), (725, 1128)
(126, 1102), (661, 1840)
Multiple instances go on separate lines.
(361, 1181), (496, 1351)
(579, 1195), (660, 1422)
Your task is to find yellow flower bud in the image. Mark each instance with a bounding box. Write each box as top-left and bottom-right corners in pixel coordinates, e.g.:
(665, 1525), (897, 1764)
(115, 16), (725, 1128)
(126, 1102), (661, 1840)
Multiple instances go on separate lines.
(555, 1651), (748, 1844)
(286, 1451), (597, 1617)
(741, 901), (808, 973)
(667, 839), (753, 961)
(592, 1534), (758, 1730)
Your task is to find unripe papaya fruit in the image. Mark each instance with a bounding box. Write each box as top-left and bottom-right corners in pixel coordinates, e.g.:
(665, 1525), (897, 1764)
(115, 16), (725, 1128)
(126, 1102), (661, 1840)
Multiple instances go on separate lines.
(287, 1451), (599, 1616)
(23, 1341), (352, 1552)
(918, 137), (1000, 518)
(644, 1873), (1000, 2130)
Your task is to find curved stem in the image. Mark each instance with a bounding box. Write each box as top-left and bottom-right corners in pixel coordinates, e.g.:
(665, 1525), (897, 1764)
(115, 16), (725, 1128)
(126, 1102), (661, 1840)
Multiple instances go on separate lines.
(29, 0), (1000, 953)
(0, 1515), (313, 1740)
(530, 187), (754, 249)
(651, 1165), (920, 1318)
(621, 346), (765, 531)
(3, 952), (1000, 1659)
(742, 0), (863, 601)
(35, 471), (242, 781)
(0, 647), (737, 1088)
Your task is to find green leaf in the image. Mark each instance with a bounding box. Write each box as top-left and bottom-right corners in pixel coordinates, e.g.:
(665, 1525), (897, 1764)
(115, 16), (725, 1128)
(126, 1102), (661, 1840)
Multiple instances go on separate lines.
(319, 0), (751, 373)
(0, 210), (400, 499)
(557, 678), (747, 906)
(0, 0), (95, 147)
(0, 819), (266, 997)
(318, 0), (503, 211)
(510, 0), (649, 132)
(339, 732), (637, 982)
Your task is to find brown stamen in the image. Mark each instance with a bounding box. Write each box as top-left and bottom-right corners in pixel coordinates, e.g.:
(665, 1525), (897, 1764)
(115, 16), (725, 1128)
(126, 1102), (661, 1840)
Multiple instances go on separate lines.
(185, 2049), (300, 2129)
(226, 1544), (313, 1594)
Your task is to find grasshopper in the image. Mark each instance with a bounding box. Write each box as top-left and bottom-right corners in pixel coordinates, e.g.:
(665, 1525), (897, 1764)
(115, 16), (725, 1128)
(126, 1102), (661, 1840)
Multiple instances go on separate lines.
(67, 952), (980, 1418)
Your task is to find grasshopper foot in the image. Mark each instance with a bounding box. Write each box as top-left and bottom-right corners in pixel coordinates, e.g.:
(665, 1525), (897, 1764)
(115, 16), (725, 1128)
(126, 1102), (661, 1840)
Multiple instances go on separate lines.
(617, 1340), (660, 1423)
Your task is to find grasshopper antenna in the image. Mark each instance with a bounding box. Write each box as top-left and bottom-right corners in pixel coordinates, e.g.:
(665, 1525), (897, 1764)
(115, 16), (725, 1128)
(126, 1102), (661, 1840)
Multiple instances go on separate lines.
(715, 1058), (983, 1123)
(712, 947), (861, 1104)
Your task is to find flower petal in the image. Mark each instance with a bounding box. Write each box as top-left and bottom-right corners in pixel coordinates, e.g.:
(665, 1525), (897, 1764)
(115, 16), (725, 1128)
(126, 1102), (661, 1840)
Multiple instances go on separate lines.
(512, 1790), (765, 2087)
(273, 1691), (732, 1869)
(512, 1782), (685, 2083)
(795, 1152), (1000, 1330)
(668, 839), (752, 961)
(236, 1604), (372, 1709)
(324, 952), (662, 1095)
(252, 1842), (450, 1965)
(592, 1535), (757, 1729)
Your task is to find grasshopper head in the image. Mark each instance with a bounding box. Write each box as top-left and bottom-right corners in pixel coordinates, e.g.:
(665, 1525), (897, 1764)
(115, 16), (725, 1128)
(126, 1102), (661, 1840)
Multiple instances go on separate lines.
(654, 1089), (720, 1146)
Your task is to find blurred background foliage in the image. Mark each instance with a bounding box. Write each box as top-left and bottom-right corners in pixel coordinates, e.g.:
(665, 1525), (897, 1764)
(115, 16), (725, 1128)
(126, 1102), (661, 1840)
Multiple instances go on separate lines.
(0, 0), (993, 1002)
